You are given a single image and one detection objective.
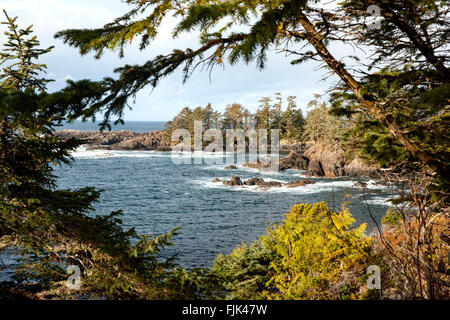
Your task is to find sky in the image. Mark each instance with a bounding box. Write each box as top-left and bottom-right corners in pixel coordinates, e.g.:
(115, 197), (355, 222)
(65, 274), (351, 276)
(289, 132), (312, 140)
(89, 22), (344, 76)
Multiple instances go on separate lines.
(0, 0), (345, 121)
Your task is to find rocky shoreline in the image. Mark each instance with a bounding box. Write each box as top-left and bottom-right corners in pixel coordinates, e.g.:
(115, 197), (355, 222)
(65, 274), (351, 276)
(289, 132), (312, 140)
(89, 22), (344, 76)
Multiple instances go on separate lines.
(242, 150), (378, 178)
(56, 129), (171, 151)
(212, 176), (316, 190)
(57, 130), (378, 177)
(211, 174), (374, 190)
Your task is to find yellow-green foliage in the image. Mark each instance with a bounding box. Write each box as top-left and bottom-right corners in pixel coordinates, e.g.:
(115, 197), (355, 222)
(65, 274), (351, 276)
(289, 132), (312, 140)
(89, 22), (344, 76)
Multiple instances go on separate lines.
(264, 202), (372, 300)
(211, 202), (374, 300)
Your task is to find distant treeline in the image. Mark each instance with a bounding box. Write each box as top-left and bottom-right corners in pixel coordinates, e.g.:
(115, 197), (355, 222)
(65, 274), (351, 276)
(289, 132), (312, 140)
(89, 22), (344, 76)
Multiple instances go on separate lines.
(165, 93), (305, 141)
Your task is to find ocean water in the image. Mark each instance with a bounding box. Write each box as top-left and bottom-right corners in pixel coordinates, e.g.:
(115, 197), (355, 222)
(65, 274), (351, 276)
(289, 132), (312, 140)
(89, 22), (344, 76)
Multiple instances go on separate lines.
(53, 146), (400, 269)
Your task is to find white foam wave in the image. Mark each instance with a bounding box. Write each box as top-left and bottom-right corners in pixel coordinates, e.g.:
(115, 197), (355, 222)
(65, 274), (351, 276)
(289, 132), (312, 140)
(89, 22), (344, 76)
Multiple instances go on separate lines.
(72, 146), (165, 159)
(364, 196), (393, 206)
(193, 178), (375, 195)
(72, 147), (243, 160)
(365, 180), (393, 190)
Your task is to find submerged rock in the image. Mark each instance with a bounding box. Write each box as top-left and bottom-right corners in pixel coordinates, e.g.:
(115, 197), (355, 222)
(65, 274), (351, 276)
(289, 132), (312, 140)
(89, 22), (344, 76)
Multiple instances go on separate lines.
(286, 179), (315, 188)
(242, 159), (272, 170)
(353, 181), (368, 189)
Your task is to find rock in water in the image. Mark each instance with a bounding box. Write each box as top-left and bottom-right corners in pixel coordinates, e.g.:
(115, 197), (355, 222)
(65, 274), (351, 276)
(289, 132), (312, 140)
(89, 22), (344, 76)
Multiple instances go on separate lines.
(244, 178), (265, 186)
(224, 165), (237, 170)
(243, 178), (281, 188)
(286, 179), (315, 188)
(261, 181), (282, 188)
(353, 181), (368, 189)
(223, 176), (243, 186)
(242, 159), (272, 170)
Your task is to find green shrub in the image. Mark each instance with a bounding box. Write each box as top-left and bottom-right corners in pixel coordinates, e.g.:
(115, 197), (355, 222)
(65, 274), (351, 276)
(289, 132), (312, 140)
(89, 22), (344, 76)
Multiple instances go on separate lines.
(211, 238), (276, 299)
(211, 202), (374, 300)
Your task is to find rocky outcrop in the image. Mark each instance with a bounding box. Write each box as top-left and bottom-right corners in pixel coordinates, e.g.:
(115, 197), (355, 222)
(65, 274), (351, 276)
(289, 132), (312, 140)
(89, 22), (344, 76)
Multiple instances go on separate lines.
(56, 130), (170, 151)
(213, 176), (314, 190)
(244, 178), (265, 186)
(259, 181), (282, 188)
(344, 157), (379, 177)
(243, 142), (378, 178)
(227, 177), (281, 188)
(304, 143), (378, 178)
(224, 165), (237, 170)
(280, 151), (309, 171)
(306, 159), (325, 177)
(223, 176), (243, 186)
(304, 144), (346, 178)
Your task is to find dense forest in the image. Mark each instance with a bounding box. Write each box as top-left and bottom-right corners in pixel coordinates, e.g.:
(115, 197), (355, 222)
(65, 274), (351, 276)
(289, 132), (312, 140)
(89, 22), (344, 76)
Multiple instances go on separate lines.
(1, 0), (449, 300)
(164, 94), (305, 142)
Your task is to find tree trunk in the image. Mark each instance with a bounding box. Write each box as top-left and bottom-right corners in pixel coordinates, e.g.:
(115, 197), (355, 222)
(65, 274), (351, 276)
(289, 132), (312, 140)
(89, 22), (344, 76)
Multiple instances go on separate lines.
(297, 11), (449, 179)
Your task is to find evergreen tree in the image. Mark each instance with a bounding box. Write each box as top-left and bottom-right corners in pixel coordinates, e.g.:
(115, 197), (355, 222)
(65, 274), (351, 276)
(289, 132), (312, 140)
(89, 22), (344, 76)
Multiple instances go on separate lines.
(243, 108), (251, 131)
(271, 92), (283, 130)
(202, 103), (214, 130)
(327, 0), (450, 182)
(224, 103), (244, 130)
(254, 97), (271, 130)
(211, 109), (222, 129)
(281, 96), (305, 141)
(303, 100), (347, 147)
